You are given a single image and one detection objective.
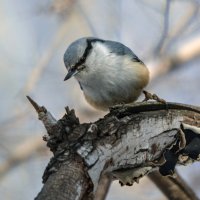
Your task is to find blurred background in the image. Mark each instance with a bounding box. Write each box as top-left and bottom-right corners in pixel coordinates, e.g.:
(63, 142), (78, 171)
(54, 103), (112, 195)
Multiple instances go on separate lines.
(0, 0), (200, 199)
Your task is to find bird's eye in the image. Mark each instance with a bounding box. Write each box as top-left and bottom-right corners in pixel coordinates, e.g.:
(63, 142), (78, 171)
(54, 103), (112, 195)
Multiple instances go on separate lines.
(71, 65), (75, 69)
(77, 65), (86, 71)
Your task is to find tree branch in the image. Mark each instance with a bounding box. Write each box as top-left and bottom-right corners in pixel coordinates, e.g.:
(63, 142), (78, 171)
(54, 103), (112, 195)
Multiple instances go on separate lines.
(154, 0), (171, 54)
(149, 36), (200, 79)
(27, 96), (200, 200)
(148, 170), (199, 200)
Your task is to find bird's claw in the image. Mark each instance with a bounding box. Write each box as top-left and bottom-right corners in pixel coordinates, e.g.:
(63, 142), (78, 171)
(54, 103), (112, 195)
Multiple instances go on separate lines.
(142, 90), (166, 104)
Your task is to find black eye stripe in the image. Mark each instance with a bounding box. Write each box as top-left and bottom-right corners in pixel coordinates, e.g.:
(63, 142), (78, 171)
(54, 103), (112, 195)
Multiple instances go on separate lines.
(72, 38), (104, 70)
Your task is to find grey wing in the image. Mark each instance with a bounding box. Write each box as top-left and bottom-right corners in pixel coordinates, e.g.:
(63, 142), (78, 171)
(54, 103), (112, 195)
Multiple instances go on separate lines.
(104, 40), (144, 64)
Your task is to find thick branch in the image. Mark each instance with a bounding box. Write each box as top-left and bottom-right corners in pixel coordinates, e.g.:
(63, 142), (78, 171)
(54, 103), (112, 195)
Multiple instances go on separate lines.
(35, 157), (93, 200)
(27, 96), (200, 200)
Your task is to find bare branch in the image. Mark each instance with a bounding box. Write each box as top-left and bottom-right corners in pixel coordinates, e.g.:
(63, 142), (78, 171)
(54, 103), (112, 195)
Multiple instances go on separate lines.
(27, 97), (200, 200)
(149, 170), (199, 200)
(154, 0), (171, 54)
(165, 4), (199, 52)
(95, 174), (112, 200)
(149, 36), (200, 79)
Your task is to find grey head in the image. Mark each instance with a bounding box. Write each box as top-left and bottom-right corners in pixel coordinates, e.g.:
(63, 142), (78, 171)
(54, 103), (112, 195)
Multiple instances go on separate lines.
(63, 37), (143, 81)
(63, 37), (104, 81)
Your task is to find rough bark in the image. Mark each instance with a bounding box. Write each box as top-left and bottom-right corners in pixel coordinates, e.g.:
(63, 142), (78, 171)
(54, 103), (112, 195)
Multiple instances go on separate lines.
(27, 96), (200, 200)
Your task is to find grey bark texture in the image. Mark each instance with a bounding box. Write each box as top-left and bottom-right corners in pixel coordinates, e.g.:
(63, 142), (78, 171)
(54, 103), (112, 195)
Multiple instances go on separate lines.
(27, 96), (200, 200)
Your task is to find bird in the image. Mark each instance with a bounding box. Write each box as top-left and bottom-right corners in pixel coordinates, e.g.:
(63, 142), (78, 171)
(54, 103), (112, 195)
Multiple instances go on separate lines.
(63, 37), (149, 111)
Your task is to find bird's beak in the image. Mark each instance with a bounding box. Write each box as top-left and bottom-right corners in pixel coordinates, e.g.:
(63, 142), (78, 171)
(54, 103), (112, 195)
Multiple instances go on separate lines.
(64, 68), (78, 81)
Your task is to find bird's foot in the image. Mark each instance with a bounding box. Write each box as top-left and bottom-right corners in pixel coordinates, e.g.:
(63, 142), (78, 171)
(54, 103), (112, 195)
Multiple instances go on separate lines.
(142, 90), (166, 104)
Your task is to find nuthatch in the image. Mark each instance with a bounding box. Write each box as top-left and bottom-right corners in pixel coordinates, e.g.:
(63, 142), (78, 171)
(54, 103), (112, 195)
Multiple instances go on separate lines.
(63, 37), (149, 111)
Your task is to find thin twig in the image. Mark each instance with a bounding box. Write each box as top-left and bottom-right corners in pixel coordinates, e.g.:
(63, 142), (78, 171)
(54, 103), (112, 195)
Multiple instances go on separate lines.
(26, 96), (41, 113)
(154, 0), (171, 54)
(149, 36), (200, 79)
(165, 4), (199, 52)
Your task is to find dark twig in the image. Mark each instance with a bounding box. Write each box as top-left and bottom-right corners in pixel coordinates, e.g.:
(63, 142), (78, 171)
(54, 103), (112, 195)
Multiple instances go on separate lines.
(26, 96), (47, 113)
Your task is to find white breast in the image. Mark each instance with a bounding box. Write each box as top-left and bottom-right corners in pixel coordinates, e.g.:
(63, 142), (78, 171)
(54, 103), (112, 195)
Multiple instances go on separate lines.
(75, 41), (149, 110)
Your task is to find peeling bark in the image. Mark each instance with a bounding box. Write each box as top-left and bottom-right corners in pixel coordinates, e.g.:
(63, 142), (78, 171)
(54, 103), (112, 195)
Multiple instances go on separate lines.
(27, 97), (200, 200)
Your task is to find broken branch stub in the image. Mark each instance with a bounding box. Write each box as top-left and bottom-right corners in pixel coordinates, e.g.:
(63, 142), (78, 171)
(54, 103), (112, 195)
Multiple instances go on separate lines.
(27, 96), (200, 200)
